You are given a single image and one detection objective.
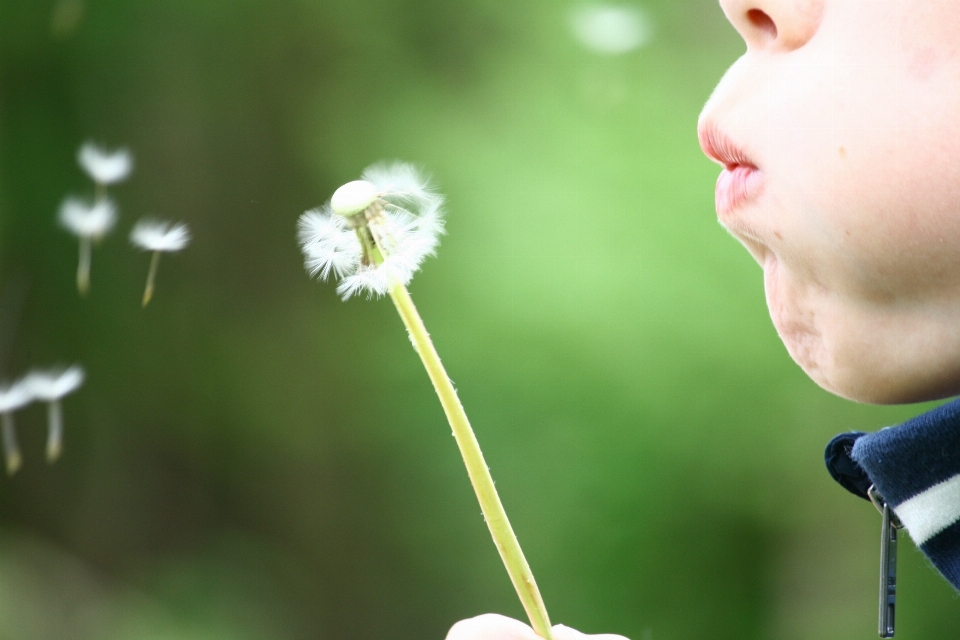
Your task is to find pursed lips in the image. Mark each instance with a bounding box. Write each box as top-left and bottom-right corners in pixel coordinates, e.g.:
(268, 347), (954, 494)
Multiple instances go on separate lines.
(697, 121), (765, 221)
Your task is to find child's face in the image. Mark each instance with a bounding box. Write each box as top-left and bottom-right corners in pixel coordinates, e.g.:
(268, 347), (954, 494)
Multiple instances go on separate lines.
(698, 0), (960, 404)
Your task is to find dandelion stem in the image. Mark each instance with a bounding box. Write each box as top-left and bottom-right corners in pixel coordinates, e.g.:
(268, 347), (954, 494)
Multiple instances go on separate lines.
(46, 400), (63, 463)
(2, 412), (21, 475)
(95, 182), (107, 203)
(387, 282), (555, 640)
(143, 250), (160, 307)
(77, 236), (92, 296)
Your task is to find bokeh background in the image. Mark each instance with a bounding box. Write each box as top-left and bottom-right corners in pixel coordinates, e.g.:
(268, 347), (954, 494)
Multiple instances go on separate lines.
(0, 1), (958, 638)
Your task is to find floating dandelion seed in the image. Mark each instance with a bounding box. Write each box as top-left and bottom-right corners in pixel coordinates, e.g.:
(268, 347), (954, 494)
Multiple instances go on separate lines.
(78, 142), (133, 198)
(24, 366), (84, 463)
(0, 382), (32, 475)
(570, 3), (653, 55)
(130, 219), (191, 306)
(296, 163), (555, 639)
(59, 196), (117, 295)
(297, 162), (444, 299)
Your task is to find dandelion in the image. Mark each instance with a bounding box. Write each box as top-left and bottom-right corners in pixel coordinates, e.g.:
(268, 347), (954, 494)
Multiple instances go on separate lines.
(130, 219), (191, 306)
(23, 366), (84, 463)
(296, 162), (554, 639)
(78, 142), (133, 199)
(0, 382), (32, 475)
(297, 162), (444, 300)
(59, 196), (117, 295)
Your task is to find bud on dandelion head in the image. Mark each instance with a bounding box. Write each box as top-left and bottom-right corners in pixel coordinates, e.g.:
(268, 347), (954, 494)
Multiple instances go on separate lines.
(78, 142), (133, 185)
(298, 161), (445, 300)
(331, 180), (379, 217)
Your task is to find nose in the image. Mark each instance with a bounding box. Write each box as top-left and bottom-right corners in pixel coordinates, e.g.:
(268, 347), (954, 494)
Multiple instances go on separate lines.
(718, 0), (824, 51)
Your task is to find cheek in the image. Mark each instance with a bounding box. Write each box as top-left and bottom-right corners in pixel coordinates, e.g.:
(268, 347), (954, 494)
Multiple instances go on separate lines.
(806, 132), (960, 300)
(761, 60), (960, 302)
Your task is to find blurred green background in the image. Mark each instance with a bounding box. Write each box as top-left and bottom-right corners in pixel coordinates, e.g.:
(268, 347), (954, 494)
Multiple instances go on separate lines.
(1, 1), (958, 638)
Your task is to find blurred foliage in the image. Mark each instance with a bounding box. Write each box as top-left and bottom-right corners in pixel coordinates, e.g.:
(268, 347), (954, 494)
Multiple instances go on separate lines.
(0, 0), (958, 638)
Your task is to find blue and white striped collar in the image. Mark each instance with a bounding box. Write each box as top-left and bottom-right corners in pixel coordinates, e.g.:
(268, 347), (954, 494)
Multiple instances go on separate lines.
(826, 398), (960, 592)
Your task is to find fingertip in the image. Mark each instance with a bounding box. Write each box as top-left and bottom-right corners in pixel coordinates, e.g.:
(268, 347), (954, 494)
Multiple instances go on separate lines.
(551, 625), (586, 640)
(552, 624), (631, 640)
(446, 613), (539, 640)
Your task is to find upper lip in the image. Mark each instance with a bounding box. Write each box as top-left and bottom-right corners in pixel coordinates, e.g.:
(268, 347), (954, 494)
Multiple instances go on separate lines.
(697, 121), (757, 170)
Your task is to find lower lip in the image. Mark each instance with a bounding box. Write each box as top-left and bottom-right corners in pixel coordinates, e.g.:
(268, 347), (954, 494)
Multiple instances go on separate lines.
(716, 165), (763, 217)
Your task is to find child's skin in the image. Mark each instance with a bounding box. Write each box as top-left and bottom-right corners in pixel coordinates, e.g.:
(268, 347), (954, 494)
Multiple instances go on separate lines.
(701, 0), (960, 405)
(444, 614), (628, 640)
(448, 0), (960, 637)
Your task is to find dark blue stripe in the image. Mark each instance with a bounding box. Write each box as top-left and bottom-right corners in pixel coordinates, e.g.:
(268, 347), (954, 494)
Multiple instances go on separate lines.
(920, 519), (960, 592)
(851, 397), (960, 506)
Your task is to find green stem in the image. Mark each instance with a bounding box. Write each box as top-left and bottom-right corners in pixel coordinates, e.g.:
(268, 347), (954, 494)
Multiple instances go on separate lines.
(388, 282), (555, 640)
(46, 400), (63, 463)
(142, 251), (160, 307)
(77, 236), (91, 296)
(1, 412), (21, 475)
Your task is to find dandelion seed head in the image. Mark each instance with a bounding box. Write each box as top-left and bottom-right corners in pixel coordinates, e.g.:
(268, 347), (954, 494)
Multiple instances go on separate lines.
(24, 366), (85, 401)
(59, 196), (118, 238)
(78, 142), (133, 185)
(331, 180), (379, 217)
(298, 161), (446, 300)
(0, 382), (31, 413)
(130, 219), (191, 252)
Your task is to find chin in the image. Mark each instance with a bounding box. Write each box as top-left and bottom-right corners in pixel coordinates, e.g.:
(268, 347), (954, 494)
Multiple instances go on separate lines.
(796, 354), (916, 405)
(763, 256), (960, 405)
(794, 350), (960, 405)
(774, 308), (960, 405)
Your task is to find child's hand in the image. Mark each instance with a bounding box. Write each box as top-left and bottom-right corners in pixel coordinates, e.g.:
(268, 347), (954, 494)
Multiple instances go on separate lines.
(445, 614), (629, 640)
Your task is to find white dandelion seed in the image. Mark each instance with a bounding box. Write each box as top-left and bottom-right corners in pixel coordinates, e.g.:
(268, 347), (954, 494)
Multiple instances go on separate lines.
(0, 381), (33, 475)
(296, 161), (445, 300)
(58, 196), (118, 295)
(130, 219), (191, 306)
(570, 4), (653, 55)
(78, 142), (133, 189)
(297, 209), (362, 280)
(24, 366), (84, 463)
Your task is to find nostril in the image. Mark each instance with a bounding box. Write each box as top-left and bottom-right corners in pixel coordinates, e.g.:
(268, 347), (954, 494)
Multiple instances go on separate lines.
(746, 9), (777, 40)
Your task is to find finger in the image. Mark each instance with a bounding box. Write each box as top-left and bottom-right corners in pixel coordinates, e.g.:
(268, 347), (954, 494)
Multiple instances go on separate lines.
(552, 624), (631, 640)
(446, 614), (541, 640)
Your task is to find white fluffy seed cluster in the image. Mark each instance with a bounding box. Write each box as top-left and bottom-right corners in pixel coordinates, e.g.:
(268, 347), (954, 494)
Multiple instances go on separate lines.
(0, 384), (31, 414)
(23, 366), (85, 401)
(297, 162), (445, 299)
(0, 367), (85, 411)
(78, 142), (134, 186)
(130, 219), (192, 252)
(0, 366), (85, 474)
(60, 142), (131, 242)
(57, 140), (191, 301)
(58, 196), (118, 239)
